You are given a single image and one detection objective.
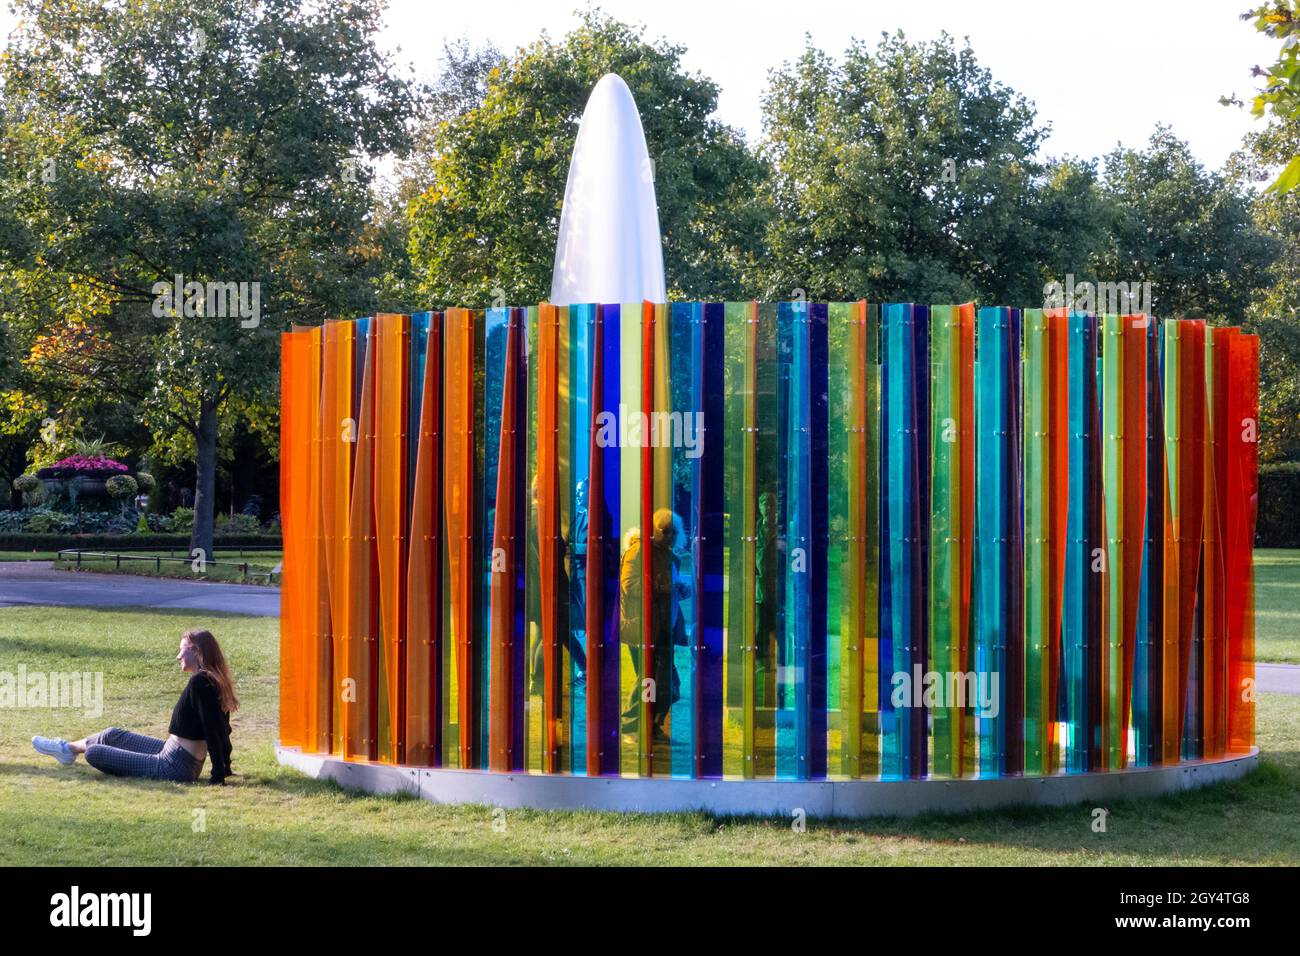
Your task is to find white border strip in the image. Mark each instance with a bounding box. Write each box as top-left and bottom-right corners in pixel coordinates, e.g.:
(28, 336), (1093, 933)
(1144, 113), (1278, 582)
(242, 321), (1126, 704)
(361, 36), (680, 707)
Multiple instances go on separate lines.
(275, 745), (1258, 818)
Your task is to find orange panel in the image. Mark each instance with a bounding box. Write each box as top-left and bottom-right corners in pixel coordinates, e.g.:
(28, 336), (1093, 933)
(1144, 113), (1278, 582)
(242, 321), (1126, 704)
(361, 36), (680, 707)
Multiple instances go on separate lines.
(278, 329), (309, 749)
(344, 324), (378, 760)
(444, 307), (477, 768)
(406, 314), (441, 766)
(320, 321), (353, 754)
(374, 314), (409, 763)
(305, 326), (330, 753)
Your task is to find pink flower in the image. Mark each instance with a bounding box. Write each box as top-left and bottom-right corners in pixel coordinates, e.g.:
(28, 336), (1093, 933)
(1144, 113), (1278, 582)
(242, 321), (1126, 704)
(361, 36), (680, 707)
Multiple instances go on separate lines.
(52, 455), (129, 473)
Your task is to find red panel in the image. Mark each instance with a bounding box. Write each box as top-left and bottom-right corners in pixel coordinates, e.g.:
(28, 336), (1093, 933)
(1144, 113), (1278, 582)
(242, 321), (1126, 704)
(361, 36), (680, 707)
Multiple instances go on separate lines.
(1226, 333), (1259, 752)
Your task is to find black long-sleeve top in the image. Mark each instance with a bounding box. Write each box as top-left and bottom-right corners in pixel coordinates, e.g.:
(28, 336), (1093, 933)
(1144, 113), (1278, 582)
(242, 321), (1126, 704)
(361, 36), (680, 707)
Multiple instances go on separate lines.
(168, 671), (233, 784)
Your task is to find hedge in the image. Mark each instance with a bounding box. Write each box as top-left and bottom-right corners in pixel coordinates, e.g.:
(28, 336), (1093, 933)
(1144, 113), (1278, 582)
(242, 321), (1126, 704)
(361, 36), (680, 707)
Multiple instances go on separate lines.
(0, 533), (281, 552)
(1258, 463), (1300, 549)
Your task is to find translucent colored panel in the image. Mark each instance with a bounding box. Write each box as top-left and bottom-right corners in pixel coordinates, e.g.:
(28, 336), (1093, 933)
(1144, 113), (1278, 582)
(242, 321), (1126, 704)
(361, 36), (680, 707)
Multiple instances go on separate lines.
(1203, 329), (1227, 758)
(524, 305), (543, 773)
(374, 314), (408, 765)
(721, 301), (753, 778)
(1225, 332), (1258, 753)
(568, 304), (594, 772)
(487, 307), (526, 771)
(1062, 311), (1095, 773)
(405, 312), (441, 766)
(809, 301), (830, 780)
(443, 307), (476, 769)
(755, 302), (778, 778)
(320, 320), (352, 755)
(1161, 319), (1181, 764)
(1004, 308), (1025, 776)
(882, 303), (923, 779)
(974, 306), (1007, 778)
(1177, 320), (1205, 760)
(695, 302), (726, 778)
(1100, 313), (1123, 769)
(1135, 317), (1164, 767)
(928, 304), (959, 778)
(828, 303), (853, 776)
(861, 302), (881, 778)
(1045, 308), (1069, 774)
(586, 303), (622, 776)
(279, 329), (310, 750)
(1022, 309), (1048, 774)
(777, 301), (804, 779)
(1120, 315), (1148, 768)
(344, 318), (377, 761)
(305, 326), (330, 754)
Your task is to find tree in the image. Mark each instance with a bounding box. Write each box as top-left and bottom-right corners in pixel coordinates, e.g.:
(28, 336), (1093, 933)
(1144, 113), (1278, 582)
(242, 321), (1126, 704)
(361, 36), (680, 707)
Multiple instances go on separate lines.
(757, 32), (1117, 305)
(1241, 2), (1300, 193)
(0, 0), (420, 558)
(405, 10), (769, 305)
(1097, 127), (1278, 321)
(1231, 118), (1300, 461)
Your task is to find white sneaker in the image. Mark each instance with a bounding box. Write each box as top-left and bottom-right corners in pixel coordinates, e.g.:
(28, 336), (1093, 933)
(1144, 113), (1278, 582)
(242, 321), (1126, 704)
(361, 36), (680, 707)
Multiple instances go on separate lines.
(32, 736), (76, 765)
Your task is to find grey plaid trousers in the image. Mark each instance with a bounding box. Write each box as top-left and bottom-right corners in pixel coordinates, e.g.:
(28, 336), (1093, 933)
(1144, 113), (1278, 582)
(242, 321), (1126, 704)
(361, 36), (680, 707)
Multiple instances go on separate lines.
(83, 727), (203, 782)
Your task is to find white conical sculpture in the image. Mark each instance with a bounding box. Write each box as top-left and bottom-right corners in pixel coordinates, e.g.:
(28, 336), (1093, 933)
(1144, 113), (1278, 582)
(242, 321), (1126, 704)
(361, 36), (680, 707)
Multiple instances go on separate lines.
(550, 73), (666, 305)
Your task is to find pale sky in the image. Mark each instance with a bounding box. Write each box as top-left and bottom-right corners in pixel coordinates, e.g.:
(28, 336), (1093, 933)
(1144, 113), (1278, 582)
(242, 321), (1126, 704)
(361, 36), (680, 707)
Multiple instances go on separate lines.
(0, 0), (1281, 170)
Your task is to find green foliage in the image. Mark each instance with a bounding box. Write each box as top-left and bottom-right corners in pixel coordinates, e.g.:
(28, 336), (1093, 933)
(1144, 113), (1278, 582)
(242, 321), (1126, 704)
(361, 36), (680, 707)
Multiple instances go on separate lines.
(1098, 127), (1279, 321)
(0, 0), (422, 555)
(1243, 3), (1300, 192)
(134, 471), (156, 493)
(22, 510), (72, 534)
(104, 474), (138, 499)
(757, 32), (1064, 303)
(406, 10), (768, 304)
(1231, 117), (1300, 461)
(168, 506), (195, 534)
(215, 512), (261, 535)
(12, 474), (38, 494)
(70, 435), (117, 459)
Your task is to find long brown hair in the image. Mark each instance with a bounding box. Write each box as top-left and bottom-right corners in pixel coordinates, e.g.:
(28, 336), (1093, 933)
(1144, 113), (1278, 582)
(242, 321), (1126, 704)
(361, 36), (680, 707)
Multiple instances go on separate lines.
(183, 629), (239, 713)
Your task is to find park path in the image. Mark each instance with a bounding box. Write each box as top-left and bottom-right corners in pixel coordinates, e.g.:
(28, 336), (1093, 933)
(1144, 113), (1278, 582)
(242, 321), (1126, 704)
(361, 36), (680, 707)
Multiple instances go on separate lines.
(0, 561), (280, 616)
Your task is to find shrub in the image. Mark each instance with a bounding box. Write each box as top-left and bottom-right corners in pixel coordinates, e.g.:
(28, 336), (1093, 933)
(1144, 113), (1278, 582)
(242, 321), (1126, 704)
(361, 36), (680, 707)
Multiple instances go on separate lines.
(168, 506), (195, 533)
(0, 532), (281, 550)
(1259, 463), (1300, 548)
(13, 474), (39, 494)
(215, 512), (261, 535)
(134, 471), (156, 493)
(105, 475), (138, 499)
(23, 510), (73, 534)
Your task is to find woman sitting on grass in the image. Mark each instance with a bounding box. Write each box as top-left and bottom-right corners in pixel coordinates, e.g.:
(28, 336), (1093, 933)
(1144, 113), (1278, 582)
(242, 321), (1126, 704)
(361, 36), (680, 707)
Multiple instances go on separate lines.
(32, 628), (237, 785)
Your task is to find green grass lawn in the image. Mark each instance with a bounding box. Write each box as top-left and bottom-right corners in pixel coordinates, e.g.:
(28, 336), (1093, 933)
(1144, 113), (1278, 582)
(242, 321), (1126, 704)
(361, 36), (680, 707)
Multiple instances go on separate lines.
(0, 604), (1296, 865)
(53, 549), (282, 586)
(1255, 549), (1300, 664)
(0, 551), (60, 562)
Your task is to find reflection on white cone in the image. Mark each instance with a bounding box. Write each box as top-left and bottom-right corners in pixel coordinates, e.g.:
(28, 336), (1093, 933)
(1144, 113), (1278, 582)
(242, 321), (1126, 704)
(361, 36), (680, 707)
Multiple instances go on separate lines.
(550, 73), (666, 306)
